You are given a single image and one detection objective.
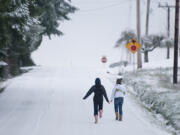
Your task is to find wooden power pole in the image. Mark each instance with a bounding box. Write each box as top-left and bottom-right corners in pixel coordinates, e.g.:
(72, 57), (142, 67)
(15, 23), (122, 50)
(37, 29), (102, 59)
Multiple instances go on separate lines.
(136, 0), (142, 69)
(173, 0), (179, 84)
(145, 0), (150, 36)
(159, 2), (179, 84)
(159, 3), (173, 59)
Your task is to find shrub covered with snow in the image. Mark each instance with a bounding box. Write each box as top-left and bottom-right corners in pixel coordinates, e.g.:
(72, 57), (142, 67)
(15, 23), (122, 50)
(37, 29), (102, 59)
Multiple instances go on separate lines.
(124, 68), (180, 134)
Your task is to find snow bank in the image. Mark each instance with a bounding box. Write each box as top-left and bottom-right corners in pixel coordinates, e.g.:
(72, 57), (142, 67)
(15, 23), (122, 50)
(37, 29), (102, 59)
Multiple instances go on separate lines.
(124, 68), (180, 135)
(0, 61), (8, 67)
(0, 80), (10, 93)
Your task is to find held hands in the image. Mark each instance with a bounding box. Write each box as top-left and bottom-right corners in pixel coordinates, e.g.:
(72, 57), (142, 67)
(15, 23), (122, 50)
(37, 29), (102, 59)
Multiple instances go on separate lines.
(108, 100), (113, 104)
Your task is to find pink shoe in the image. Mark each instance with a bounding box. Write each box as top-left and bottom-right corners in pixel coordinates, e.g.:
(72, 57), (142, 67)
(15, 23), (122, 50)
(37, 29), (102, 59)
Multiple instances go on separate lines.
(95, 115), (98, 124)
(99, 110), (103, 118)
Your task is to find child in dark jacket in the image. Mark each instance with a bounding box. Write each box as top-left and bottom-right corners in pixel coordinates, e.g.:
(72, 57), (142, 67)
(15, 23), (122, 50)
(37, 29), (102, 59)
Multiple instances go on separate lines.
(83, 78), (109, 124)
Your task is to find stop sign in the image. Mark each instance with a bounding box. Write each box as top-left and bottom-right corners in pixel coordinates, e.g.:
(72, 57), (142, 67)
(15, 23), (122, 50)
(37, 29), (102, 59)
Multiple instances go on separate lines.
(101, 56), (107, 63)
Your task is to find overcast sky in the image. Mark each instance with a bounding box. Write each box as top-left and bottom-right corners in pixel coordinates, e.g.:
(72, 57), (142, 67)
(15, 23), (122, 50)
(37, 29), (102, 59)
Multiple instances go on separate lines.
(32, 0), (176, 68)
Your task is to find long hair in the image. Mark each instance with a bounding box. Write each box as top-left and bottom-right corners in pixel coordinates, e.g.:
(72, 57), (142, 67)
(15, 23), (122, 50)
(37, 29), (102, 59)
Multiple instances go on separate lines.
(116, 78), (122, 84)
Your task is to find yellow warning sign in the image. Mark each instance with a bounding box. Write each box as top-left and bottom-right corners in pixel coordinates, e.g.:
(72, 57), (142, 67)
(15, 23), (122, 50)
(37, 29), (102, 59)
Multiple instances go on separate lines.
(126, 39), (141, 54)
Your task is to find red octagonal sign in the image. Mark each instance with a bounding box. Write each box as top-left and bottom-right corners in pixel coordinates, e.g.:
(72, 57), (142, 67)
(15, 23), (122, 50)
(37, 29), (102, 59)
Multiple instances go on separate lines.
(101, 56), (107, 63)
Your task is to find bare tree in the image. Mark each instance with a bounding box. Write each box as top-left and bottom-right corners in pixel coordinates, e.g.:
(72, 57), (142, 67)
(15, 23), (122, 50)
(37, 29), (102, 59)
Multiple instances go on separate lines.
(141, 35), (164, 62)
(115, 30), (136, 48)
(115, 31), (165, 63)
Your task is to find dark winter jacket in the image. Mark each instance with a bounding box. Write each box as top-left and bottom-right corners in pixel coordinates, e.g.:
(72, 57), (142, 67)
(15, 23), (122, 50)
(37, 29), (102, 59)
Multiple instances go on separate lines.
(83, 78), (109, 103)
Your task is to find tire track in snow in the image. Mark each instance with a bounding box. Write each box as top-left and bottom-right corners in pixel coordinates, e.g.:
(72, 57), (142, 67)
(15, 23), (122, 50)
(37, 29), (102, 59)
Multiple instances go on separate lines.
(31, 78), (56, 135)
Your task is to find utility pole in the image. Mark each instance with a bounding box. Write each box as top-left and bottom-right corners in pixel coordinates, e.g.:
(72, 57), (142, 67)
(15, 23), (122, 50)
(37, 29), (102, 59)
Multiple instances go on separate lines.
(173, 0), (179, 84)
(136, 0), (142, 69)
(145, 0), (150, 36)
(143, 0), (151, 63)
(167, 7), (170, 59)
(167, 7), (170, 38)
(159, 3), (173, 59)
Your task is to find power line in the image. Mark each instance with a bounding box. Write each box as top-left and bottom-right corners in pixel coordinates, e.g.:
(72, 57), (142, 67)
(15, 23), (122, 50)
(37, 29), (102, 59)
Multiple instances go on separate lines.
(158, 2), (180, 37)
(79, 0), (132, 13)
(147, 1), (173, 36)
(74, 0), (124, 5)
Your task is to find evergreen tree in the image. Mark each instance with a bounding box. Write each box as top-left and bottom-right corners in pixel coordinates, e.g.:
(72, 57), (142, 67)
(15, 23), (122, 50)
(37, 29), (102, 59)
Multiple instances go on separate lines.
(34, 0), (76, 38)
(0, 0), (76, 76)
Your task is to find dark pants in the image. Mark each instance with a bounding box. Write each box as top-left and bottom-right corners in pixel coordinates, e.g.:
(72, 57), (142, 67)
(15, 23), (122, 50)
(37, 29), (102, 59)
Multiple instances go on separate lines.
(114, 97), (124, 115)
(93, 100), (103, 116)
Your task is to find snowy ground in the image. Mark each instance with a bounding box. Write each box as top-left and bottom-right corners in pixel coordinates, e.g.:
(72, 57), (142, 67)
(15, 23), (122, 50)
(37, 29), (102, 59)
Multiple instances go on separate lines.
(0, 66), (172, 135)
(0, 0), (178, 134)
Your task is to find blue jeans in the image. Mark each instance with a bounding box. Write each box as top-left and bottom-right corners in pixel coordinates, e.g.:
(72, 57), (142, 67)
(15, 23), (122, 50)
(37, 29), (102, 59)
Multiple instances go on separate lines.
(114, 97), (124, 115)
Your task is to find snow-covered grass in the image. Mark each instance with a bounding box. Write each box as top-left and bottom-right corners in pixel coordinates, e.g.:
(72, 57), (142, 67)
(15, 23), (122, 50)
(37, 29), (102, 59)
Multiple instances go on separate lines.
(124, 68), (180, 135)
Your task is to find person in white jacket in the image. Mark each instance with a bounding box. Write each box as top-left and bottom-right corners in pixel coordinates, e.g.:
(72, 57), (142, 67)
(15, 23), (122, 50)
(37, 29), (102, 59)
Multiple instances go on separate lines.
(110, 78), (126, 121)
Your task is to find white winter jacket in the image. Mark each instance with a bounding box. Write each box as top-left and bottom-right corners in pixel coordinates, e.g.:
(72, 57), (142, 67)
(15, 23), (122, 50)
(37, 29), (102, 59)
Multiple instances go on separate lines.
(111, 84), (126, 100)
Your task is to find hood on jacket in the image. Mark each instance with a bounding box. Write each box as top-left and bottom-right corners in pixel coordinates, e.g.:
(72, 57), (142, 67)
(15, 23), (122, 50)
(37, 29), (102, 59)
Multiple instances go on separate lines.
(95, 78), (101, 86)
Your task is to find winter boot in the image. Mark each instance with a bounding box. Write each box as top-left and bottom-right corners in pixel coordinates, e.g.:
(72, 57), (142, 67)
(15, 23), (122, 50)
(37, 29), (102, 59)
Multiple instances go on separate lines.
(119, 115), (122, 121)
(95, 115), (98, 124)
(99, 110), (103, 118)
(115, 112), (118, 120)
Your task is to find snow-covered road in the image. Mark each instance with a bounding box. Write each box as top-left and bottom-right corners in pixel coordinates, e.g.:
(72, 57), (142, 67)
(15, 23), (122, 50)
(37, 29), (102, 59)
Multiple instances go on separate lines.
(0, 67), (171, 135)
